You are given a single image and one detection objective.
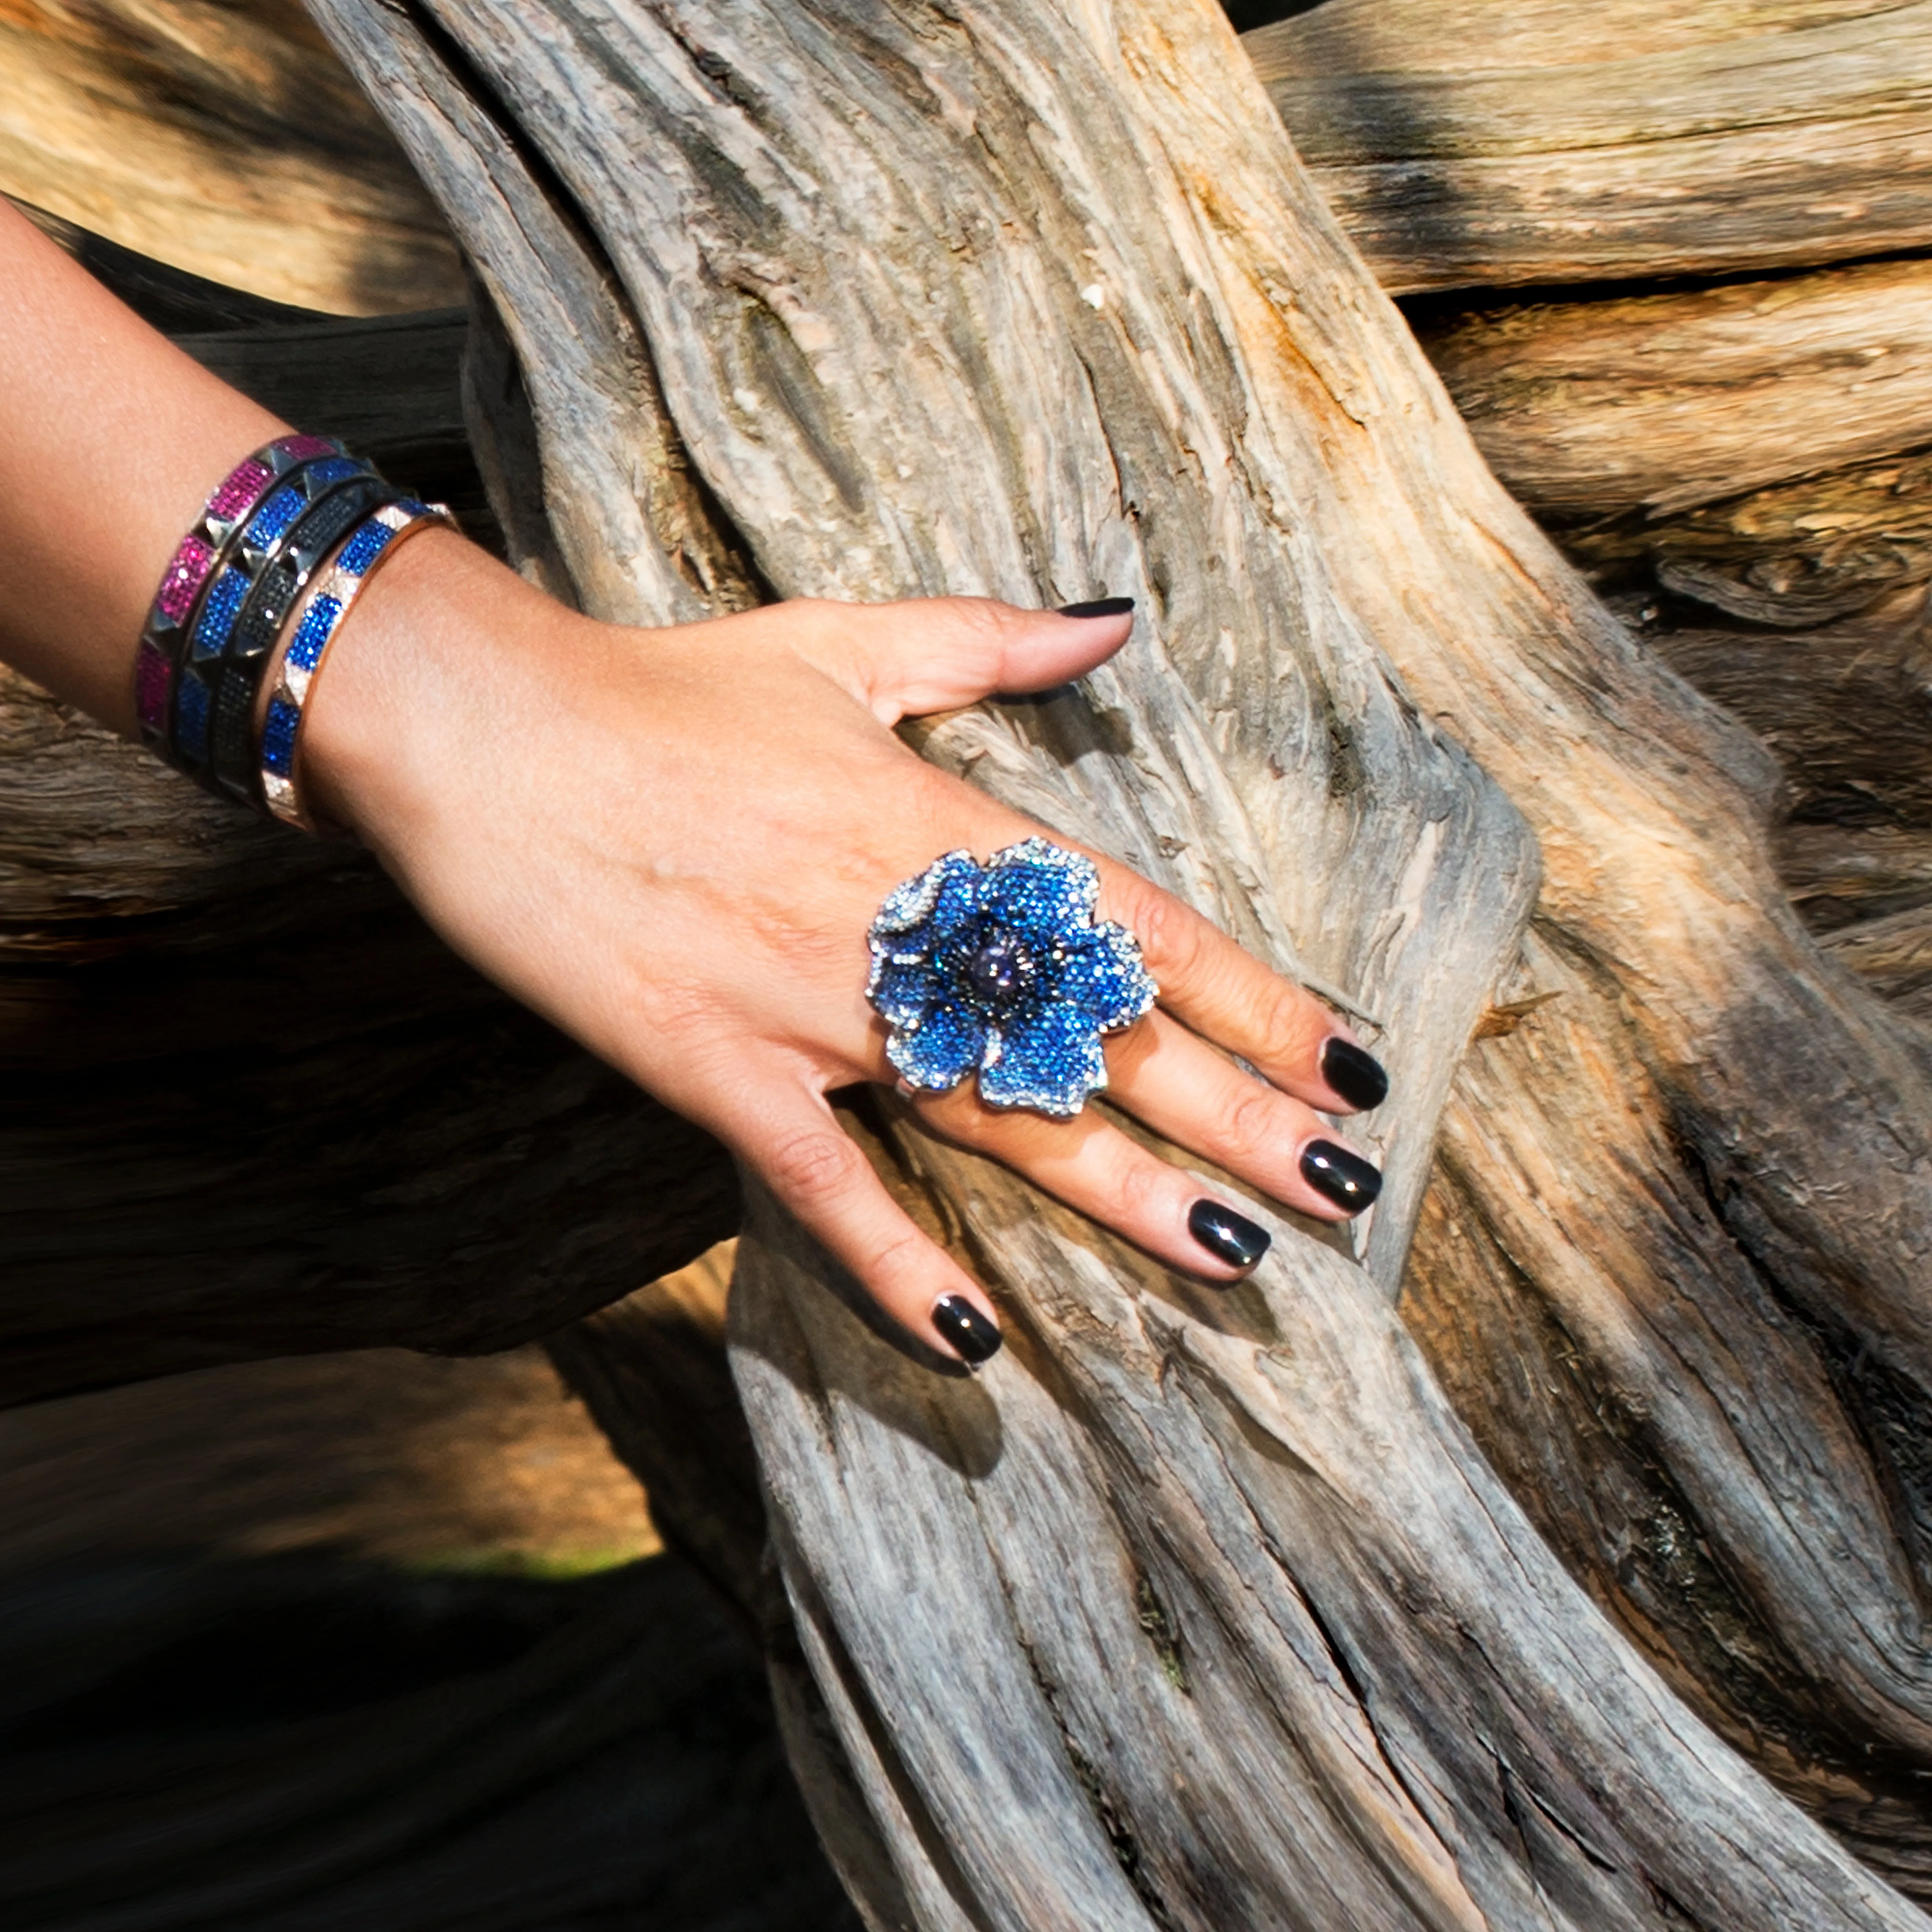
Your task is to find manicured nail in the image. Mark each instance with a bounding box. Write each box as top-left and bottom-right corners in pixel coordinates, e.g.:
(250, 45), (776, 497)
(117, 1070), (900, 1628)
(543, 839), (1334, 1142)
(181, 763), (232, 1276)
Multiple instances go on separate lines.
(1300, 1139), (1382, 1215)
(1056, 597), (1135, 618)
(933, 1294), (1003, 1364)
(1188, 1199), (1272, 1271)
(1321, 1037), (1389, 1111)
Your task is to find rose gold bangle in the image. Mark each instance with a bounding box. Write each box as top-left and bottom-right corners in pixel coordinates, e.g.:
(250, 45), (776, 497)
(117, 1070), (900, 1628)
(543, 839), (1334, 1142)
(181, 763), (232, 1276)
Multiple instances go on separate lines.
(256, 498), (453, 833)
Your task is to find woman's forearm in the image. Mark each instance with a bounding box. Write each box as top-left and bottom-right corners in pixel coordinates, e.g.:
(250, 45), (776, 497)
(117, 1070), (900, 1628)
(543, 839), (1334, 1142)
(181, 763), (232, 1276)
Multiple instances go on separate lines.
(0, 198), (285, 731)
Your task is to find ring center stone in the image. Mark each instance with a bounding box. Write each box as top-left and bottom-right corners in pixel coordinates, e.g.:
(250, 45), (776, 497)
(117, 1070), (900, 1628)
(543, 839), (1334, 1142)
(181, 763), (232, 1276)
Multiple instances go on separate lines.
(962, 925), (1037, 1018)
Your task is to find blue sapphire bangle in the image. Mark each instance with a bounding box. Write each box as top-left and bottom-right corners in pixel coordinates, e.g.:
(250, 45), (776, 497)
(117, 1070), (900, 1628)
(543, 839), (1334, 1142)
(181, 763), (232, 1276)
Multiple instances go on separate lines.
(135, 433), (349, 748)
(165, 459), (388, 786)
(258, 500), (455, 829)
(202, 474), (400, 800)
(867, 838), (1157, 1118)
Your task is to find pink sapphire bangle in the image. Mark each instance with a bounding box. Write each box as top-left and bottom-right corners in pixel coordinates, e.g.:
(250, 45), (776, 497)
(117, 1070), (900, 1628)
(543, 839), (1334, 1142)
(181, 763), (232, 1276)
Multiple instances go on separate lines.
(258, 500), (454, 830)
(133, 433), (346, 753)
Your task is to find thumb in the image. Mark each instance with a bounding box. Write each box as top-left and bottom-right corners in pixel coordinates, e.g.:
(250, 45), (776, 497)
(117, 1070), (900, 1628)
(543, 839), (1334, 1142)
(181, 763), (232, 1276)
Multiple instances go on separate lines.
(820, 593), (1136, 723)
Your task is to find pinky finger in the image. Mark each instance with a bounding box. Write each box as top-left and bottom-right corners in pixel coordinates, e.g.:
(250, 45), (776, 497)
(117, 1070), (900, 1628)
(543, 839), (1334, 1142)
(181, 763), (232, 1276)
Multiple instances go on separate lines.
(730, 1082), (1005, 1367)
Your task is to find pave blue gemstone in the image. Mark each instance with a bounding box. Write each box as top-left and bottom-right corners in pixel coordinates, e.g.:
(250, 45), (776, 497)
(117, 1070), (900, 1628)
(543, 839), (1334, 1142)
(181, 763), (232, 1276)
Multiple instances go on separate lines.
(260, 696), (300, 777)
(286, 592), (341, 674)
(192, 566), (250, 656)
(867, 837), (1156, 1117)
(1056, 927), (1157, 1029)
(888, 1001), (988, 1092)
(981, 842), (1096, 940)
(980, 1001), (1106, 1113)
(174, 671), (211, 763)
(303, 456), (366, 488)
(245, 483), (306, 548)
(336, 520), (394, 577)
(869, 955), (942, 1032)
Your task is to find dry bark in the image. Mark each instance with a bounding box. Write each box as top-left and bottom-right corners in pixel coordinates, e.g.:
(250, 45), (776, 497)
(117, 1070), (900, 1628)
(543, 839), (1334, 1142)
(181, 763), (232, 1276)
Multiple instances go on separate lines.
(1246, 0), (1932, 292)
(1573, 447), (1932, 629)
(1414, 257), (1932, 525)
(1777, 824), (1932, 929)
(1646, 590), (1932, 828)
(299, 0), (1932, 1925)
(1821, 906), (1932, 1020)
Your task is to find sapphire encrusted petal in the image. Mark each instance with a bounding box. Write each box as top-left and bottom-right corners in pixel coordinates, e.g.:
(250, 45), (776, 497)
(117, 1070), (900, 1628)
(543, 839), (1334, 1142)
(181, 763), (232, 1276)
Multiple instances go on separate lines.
(866, 839), (1156, 1117)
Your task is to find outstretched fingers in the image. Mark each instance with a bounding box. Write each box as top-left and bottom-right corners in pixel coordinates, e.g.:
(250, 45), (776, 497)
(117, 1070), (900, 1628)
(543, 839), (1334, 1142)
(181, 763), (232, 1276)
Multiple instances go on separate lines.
(727, 1079), (1006, 1366)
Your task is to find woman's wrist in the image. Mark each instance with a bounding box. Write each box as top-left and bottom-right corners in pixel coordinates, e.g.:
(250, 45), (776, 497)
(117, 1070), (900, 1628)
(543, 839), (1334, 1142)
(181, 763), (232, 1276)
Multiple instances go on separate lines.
(295, 528), (568, 850)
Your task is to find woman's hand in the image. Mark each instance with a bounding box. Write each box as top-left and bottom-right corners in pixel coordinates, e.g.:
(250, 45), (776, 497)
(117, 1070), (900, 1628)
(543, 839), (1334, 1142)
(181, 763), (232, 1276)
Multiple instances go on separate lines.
(304, 533), (1387, 1366)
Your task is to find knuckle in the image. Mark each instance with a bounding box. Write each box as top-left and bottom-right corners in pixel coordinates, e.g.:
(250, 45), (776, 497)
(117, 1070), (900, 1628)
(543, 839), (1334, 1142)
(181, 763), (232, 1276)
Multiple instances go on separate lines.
(764, 1125), (859, 1210)
(1126, 885), (1202, 983)
(1110, 1154), (1171, 1228)
(1252, 983), (1319, 1068)
(1222, 1078), (1283, 1164)
(861, 1224), (934, 1288)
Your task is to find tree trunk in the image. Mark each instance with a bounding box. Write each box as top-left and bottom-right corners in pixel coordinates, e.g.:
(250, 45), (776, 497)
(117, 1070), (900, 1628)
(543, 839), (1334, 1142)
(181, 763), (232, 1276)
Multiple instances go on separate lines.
(289, 1), (1932, 1927)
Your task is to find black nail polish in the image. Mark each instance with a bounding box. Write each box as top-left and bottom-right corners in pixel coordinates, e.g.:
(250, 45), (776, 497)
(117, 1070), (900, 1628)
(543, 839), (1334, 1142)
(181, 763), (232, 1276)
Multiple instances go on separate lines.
(933, 1294), (1003, 1364)
(1056, 596), (1135, 619)
(1188, 1199), (1272, 1271)
(1321, 1037), (1389, 1111)
(1301, 1139), (1383, 1215)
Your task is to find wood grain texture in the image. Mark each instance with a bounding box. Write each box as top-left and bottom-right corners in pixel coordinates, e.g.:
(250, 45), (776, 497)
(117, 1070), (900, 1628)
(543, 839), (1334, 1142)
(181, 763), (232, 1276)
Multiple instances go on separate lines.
(0, 0), (464, 312)
(1648, 590), (1932, 830)
(1416, 257), (1932, 522)
(304, 0), (1932, 1922)
(1248, 0), (1932, 292)
(1574, 446), (1932, 629)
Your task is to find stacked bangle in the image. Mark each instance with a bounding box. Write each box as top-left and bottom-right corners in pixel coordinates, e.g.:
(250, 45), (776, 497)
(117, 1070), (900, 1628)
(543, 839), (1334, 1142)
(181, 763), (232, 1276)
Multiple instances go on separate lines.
(134, 434), (453, 831)
(258, 498), (454, 829)
(135, 433), (350, 757)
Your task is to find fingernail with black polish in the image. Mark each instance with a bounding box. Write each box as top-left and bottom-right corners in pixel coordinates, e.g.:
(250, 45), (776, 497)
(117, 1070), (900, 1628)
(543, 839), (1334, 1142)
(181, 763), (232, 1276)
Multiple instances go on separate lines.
(1321, 1036), (1389, 1111)
(933, 1294), (1003, 1365)
(1301, 1139), (1383, 1215)
(1188, 1198), (1272, 1272)
(1056, 596), (1136, 619)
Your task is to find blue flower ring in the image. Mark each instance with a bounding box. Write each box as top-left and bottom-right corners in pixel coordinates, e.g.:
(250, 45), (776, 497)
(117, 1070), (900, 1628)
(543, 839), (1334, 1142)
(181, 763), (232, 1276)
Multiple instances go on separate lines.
(866, 837), (1159, 1119)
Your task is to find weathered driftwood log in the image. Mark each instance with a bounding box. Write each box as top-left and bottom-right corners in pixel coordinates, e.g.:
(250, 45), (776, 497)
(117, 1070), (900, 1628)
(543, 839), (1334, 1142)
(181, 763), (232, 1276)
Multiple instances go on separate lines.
(0, 0), (462, 313)
(308, 0), (1932, 1923)
(1777, 825), (1932, 929)
(1576, 446), (1932, 630)
(1410, 258), (1932, 627)
(1247, 0), (1932, 292)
